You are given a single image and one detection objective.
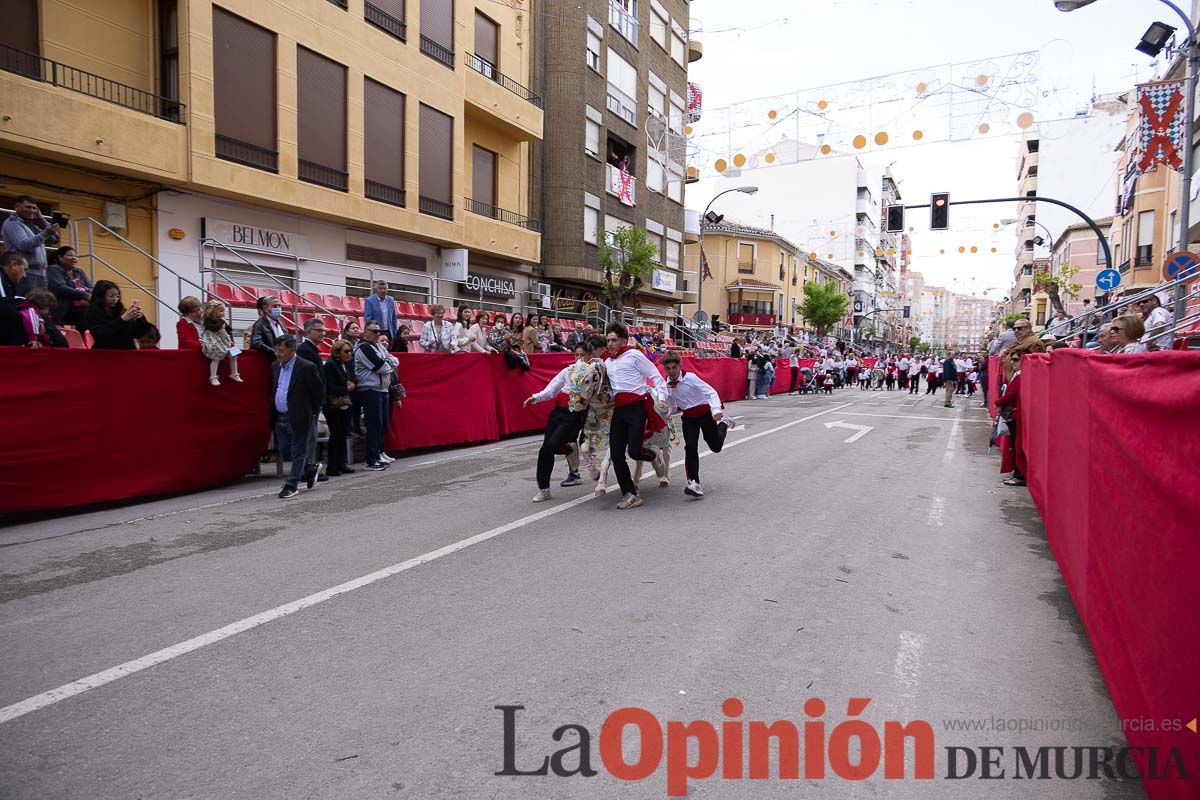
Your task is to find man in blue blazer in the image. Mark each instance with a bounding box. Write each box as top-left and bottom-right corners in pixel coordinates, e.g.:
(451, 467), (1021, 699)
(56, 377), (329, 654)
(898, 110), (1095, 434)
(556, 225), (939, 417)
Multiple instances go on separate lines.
(363, 280), (398, 340)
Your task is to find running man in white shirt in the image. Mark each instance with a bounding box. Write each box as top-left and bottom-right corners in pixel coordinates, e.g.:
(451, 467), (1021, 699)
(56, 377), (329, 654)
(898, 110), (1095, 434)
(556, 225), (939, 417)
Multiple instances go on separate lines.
(523, 339), (596, 502)
(660, 352), (731, 498)
(604, 322), (668, 509)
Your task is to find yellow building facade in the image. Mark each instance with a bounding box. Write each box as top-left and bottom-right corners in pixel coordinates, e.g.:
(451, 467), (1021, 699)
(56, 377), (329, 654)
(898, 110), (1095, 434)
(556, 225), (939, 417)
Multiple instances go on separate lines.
(1, 0), (542, 339)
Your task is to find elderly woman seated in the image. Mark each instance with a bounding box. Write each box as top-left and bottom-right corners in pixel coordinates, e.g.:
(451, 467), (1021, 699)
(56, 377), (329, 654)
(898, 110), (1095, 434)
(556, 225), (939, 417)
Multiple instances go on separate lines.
(1106, 315), (1148, 354)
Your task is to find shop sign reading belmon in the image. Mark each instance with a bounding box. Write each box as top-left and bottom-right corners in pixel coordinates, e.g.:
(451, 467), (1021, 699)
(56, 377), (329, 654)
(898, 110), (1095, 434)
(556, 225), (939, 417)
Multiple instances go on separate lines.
(203, 218), (309, 257)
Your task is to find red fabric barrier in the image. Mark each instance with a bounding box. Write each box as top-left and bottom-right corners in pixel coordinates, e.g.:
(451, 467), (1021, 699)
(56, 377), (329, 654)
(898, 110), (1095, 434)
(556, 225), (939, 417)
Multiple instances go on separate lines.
(385, 353), (500, 451)
(684, 357), (749, 403)
(0, 348), (271, 514)
(492, 353), (573, 437)
(1019, 349), (1200, 799)
(987, 356), (1000, 419)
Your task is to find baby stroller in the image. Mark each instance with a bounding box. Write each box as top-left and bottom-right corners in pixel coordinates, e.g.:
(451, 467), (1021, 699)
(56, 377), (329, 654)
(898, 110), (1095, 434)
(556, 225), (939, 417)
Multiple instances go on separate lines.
(797, 369), (817, 394)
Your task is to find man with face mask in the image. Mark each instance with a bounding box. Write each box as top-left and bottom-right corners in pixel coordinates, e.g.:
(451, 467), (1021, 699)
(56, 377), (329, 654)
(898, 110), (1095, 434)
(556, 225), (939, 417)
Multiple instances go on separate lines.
(250, 295), (289, 356)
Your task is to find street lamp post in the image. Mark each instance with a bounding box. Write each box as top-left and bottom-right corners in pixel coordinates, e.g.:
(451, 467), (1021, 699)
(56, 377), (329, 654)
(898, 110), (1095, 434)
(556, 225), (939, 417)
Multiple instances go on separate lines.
(1056, 0), (1197, 322)
(698, 186), (758, 331)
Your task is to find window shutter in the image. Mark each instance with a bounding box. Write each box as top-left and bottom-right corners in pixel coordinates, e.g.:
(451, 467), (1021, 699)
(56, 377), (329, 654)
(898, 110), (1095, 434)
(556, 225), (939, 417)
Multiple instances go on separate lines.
(1, 0), (38, 54)
(420, 0), (454, 50)
(212, 8), (276, 151)
(474, 12), (498, 67)
(365, 78), (405, 192)
(472, 145), (496, 206)
(297, 47), (346, 171)
(419, 104), (454, 204)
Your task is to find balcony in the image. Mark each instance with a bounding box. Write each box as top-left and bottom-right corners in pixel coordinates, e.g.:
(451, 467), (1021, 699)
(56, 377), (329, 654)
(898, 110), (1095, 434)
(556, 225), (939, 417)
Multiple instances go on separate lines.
(687, 22), (703, 62)
(465, 197), (541, 231)
(420, 35), (455, 69)
(464, 54), (544, 141)
(683, 209), (701, 243)
(364, 2), (406, 41)
(419, 195), (454, 220)
(365, 180), (406, 207)
(298, 159), (348, 191)
(728, 313), (776, 326)
(609, 0), (639, 46)
(606, 163), (636, 206)
(0, 44), (190, 183)
(216, 135), (279, 173)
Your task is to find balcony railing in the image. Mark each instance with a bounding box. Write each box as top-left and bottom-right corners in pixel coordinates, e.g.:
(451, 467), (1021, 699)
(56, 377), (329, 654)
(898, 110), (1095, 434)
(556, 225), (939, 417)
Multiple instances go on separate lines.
(1, 44), (183, 122)
(465, 197), (541, 232)
(419, 195), (454, 220)
(299, 159), (349, 191)
(606, 85), (637, 127)
(465, 53), (544, 108)
(606, 163), (637, 206)
(365, 180), (406, 207)
(420, 35), (455, 68)
(727, 313), (776, 326)
(364, 2), (406, 40)
(216, 134), (279, 172)
(609, 0), (640, 46)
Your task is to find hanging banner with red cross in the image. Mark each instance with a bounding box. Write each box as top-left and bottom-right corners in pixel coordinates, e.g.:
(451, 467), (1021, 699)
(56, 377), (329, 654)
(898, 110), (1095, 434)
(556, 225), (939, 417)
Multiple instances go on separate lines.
(687, 82), (702, 115)
(700, 247), (712, 281)
(1137, 80), (1186, 173)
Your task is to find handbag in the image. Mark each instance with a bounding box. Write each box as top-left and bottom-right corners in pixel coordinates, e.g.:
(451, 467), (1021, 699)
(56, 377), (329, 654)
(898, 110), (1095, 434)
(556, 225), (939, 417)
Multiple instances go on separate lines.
(328, 394), (352, 411)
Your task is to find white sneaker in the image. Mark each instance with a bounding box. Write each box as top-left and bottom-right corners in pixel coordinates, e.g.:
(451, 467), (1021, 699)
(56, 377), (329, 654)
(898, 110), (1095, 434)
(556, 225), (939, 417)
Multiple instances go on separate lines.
(616, 493), (643, 509)
(379, 453), (395, 464)
(684, 480), (705, 498)
(651, 450), (666, 478)
(532, 489), (552, 503)
(718, 416), (735, 431)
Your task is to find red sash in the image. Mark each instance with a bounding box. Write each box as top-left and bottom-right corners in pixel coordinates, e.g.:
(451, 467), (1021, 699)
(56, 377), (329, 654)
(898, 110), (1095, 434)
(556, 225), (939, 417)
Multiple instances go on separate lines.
(555, 394), (570, 409)
(682, 403), (711, 418)
(614, 392), (666, 435)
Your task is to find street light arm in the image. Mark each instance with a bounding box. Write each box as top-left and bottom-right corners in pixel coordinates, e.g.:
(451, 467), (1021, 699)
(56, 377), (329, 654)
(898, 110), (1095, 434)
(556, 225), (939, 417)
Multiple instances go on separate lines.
(1159, 0), (1196, 42)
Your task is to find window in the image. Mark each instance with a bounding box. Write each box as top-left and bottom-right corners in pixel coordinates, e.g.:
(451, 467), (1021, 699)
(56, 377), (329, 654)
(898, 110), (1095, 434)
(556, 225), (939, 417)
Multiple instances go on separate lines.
(365, 0), (406, 40)
(650, 3), (667, 48)
(666, 238), (680, 269)
(738, 243), (755, 272)
(648, 83), (666, 121)
(472, 144), (497, 207)
(586, 30), (601, 72)
(473, 11), (499, 76)
(297, 48), (348, 190)
(668, 95), (684, 135)
(364, 78), (406, 206)
(667, 163), (683, 203)
(212, 8), (277, 171)
(419, 103), (454, 219)
(158, 0), (179, 114)
(609, 0), (638, 46)
(606, 48), (637, 126)
(647, 230), (663, 263)
(585, 117), (601, 157)
(1137, 209), (1155, 264)
(670, 24), (685, 66)
(1170, 209), (1180, 250)
(1, 0), (38, 77)
(420, 0), (454, 67)
(584, 205), (599, 244)
(646, 155), (664, 193)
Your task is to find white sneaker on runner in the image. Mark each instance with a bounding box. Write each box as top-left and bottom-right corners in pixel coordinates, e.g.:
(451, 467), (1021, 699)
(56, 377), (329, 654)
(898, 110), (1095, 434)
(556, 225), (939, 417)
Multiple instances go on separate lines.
(684, 480), (705, 498)
(617, 493), (643, 509)
(651, 450), (666, 478)
(532, 489), (552, 503)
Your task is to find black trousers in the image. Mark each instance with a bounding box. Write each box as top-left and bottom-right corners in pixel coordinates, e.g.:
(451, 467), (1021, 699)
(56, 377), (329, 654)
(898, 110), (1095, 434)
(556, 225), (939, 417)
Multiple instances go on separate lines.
(537, 407), (584, 489)
(325, 405), (349, 472)
(609, 401), (654, 496)
(682, 411), (726, 481)
(789, 366), (799, 392)
(909, 375), (920, 393)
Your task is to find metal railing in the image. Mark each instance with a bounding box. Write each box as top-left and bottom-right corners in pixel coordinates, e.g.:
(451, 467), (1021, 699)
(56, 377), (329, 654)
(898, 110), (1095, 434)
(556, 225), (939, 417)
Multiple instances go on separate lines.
(609, 0), (639, 46)
(419, 196), (454, 220)
(1041, 273), (1200, 348)
(365, 180), (406, 207)
(299, 159), (349, 191)
(216, 134), (279, 172)
(1, 44), (183, 122)
(420, 35), (455, 68)
(465, 53), (544, 108)
(364, 2), (405, 40)
(464, 198), (541, 231)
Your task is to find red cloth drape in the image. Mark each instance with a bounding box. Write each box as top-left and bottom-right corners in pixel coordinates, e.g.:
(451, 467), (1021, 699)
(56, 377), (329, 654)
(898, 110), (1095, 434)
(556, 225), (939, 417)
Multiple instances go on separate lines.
(0, 347), (271, 514)
(385, 353), (500, 451)
(1017, 349), (1200, 800)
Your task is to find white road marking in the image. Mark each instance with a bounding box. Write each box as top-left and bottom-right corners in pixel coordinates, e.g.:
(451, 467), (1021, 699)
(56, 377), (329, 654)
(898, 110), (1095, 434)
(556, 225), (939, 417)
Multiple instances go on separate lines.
(893, 630), (929, 701)
(942, 410), (963, 465)
(0, 401), (855, 726)
(835, 412), (988, 424)
(926, 497), (945, 527)
(823, 420), (874, 443)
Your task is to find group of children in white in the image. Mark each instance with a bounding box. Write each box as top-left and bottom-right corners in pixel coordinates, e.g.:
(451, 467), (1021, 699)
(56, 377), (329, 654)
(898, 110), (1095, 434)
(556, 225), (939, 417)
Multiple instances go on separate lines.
(523, 322), (732, 508)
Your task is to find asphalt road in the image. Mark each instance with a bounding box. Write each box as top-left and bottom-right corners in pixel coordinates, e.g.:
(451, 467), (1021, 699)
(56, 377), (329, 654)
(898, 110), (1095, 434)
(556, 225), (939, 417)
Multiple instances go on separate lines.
(0, 388), (1144, 799)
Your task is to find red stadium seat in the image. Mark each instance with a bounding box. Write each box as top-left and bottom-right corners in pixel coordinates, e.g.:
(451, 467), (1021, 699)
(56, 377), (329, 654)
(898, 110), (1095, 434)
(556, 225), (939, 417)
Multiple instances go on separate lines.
(62, 328), (85, 349)
(302, 292), (324, 310)
(414, 304), (432, 320)
(211, 283), (255, 308)
(344, 296), (364, 315)
(278, 290), (302, 309)
(396, 301), (416, 317)
(445, 306), (458, 321)
(323, 294), (350, 314)
(319, 314), (338, 332)
(83, 330), (94, 348)
(257, 287), (281, 299)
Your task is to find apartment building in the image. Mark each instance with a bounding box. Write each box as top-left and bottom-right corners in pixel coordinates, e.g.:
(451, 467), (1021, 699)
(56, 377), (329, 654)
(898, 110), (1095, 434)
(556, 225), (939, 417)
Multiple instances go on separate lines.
(536, 0), (699, 323)
(1, 0), (542, 345)
(1050, 218), (1113, 315)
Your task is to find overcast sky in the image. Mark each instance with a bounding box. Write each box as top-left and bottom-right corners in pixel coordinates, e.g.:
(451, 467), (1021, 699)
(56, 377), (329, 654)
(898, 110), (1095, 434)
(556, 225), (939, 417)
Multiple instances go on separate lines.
(686, 0), (1178, 297)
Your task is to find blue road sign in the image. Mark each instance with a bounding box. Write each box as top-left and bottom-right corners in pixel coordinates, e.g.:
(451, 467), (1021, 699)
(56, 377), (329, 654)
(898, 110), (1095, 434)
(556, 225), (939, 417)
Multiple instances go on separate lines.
(1095, 268), (1121, 292)
(1163, 250), (1200, 281)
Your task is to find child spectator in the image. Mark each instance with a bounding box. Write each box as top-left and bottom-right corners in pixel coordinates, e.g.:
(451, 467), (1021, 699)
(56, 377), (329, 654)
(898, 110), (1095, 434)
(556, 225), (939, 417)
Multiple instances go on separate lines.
(967, 368), (979, 396)
(822, 373), (834, 395)
(17, 289), (67, 348)
(200, 301), (242, 385)
(136, 324), (162, 350)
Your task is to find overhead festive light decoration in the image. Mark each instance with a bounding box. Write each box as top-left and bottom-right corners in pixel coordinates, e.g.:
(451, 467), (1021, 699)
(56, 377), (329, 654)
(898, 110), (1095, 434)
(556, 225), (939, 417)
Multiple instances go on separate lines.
(733, 153), (747, 167)
(875, 132), (889, 146)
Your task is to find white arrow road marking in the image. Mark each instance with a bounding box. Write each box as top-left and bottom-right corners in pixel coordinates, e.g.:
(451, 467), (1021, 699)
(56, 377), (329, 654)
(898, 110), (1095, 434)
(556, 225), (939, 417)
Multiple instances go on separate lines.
(824, 419), (874, 443)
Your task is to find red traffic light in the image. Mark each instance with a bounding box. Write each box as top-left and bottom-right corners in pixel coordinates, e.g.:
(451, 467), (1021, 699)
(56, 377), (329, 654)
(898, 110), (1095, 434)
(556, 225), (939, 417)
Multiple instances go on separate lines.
(934, 197), (946, 207)
(930, 192), (950, 230)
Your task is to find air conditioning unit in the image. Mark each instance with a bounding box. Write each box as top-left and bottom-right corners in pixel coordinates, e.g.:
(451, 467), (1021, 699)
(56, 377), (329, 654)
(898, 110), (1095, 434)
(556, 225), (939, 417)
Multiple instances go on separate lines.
(536, 282), (551, 300)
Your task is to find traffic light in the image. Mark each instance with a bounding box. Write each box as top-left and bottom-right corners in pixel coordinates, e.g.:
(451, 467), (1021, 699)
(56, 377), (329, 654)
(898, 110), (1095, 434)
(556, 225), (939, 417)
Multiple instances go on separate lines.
(885, 205), (905, 233)
(930, 192), (949, 230)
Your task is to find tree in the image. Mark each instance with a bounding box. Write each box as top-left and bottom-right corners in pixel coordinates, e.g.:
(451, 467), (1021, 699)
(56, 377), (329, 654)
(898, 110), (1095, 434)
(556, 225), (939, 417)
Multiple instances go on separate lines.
(908, 335), (924, 350)
(797, 281), (850, 337)
(1034, 260), (1083, 317)
(596, 224), (657, 313)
